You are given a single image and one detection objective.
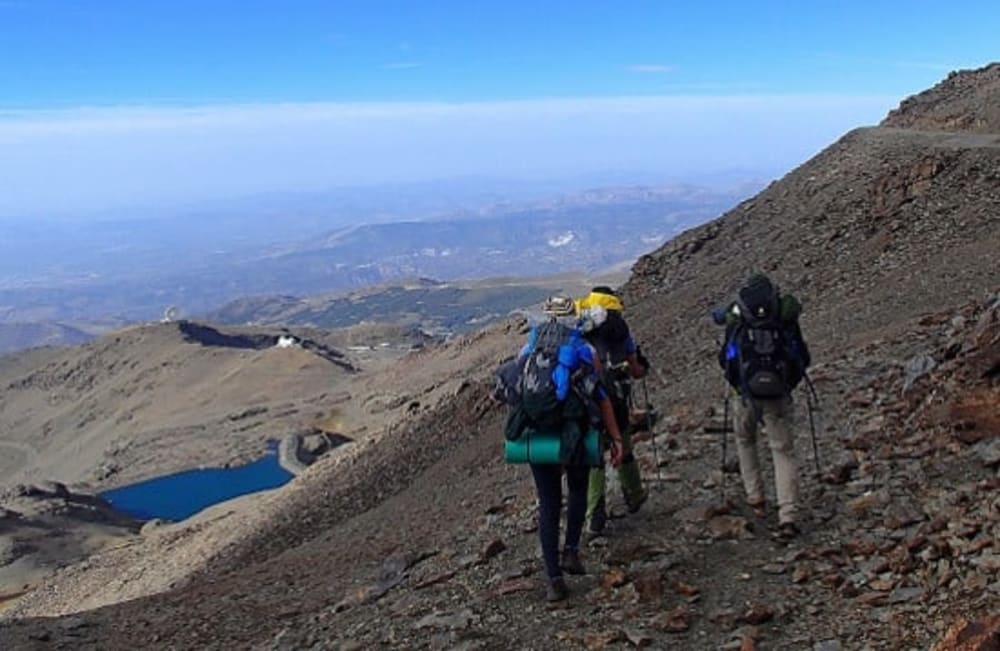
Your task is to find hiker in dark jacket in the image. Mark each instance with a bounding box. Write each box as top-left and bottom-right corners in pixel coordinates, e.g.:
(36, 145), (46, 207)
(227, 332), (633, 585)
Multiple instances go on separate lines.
(519, 296), (625, 602)
(575, 287), (650, 538)
(715, 274), (811, 540)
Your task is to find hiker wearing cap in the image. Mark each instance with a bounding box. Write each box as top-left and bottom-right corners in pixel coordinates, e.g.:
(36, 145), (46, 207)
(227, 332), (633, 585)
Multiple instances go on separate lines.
(575, 287), (651, 539)
(715, 274), (811, 540)
(499, 296), (626, 602)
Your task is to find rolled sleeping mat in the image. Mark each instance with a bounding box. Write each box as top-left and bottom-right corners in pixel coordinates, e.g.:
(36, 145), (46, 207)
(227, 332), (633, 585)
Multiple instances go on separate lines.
(504, 428), (601, 466)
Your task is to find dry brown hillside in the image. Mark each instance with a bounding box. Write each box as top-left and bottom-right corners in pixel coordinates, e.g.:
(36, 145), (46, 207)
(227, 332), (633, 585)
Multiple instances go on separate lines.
(0, 321), (357, 491)
(1, 65), (999, 650)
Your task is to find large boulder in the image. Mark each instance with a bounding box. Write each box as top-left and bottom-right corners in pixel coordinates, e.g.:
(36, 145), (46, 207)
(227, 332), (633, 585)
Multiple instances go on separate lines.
(933, 616), (1000, 651)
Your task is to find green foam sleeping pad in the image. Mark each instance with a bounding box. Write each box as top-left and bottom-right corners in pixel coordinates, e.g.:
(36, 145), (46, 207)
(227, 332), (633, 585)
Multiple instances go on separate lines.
(504, 428), (601, 466)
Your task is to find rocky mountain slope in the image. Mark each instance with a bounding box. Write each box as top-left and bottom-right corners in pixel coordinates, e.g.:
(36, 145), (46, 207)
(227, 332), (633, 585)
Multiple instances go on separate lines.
(882, 62), (1000, 132)
(1, 65), (999, 649)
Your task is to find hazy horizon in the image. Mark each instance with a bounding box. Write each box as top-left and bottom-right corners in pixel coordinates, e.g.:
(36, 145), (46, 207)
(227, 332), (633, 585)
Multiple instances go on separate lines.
(3, 2), (995, 219)
(1, 94), (896, 218)
(0, 163), (767, 223)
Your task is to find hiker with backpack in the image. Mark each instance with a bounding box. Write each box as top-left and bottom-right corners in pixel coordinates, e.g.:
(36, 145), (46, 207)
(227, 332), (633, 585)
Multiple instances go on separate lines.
(575, 287), (651, 539)
(496, 296), (625, 602)
(714, 274), (811, 540)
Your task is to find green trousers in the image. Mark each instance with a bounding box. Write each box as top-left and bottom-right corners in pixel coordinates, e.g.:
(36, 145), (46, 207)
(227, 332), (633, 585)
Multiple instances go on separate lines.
(586, 426), (645, 523)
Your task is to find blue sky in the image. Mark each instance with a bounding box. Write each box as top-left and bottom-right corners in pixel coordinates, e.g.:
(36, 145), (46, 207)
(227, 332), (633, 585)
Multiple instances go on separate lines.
(0, 0), (996, 216)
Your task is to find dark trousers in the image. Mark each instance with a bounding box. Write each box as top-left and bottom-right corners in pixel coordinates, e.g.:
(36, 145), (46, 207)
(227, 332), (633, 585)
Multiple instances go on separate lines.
(529, 463), (589, 579)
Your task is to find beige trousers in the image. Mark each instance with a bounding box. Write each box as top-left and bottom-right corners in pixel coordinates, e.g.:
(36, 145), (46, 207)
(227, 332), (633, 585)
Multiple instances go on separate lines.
(734, 396), (799, 524)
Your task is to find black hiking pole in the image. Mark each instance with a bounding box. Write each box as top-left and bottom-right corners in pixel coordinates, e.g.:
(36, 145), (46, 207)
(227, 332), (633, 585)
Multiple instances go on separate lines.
(640, 377), (662, 485)
(721, 388), (730, 504)
(805, 396), (821, 475)
(803, 372), (822, 475)
(713, 333), (732, 505)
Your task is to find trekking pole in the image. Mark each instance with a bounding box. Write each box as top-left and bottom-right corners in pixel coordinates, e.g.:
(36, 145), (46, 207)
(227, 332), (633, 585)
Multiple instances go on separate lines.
(712, 332), (731, 505)
(721, 388), (729, 504)
(803, 372), (822, 474)
(640, 377), (662, 484)
(806, 395), (821, 475)
(803, 371), (820, 404)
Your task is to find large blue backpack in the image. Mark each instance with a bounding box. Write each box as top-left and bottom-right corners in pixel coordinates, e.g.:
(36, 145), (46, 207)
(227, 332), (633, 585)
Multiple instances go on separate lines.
(519, 319), (578, 428)
(495, 318), (594, 436)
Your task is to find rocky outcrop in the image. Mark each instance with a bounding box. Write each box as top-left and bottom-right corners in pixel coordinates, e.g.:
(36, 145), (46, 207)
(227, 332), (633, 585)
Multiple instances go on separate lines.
(177, 321), (357, 371)
(934, 616), (1000, 651)
(882, 63), (1000, 133)
(277, 430), (352, 474)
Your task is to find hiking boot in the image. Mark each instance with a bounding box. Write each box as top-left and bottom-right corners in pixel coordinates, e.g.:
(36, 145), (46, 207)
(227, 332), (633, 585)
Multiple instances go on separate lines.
(587, 505), (607, 539)
(545, 577), (569, 602)
(747, 498), (767, 518)
(560, 549), (586, 575)
(776, 522), (801, 541)
(626, 489), (648, 514)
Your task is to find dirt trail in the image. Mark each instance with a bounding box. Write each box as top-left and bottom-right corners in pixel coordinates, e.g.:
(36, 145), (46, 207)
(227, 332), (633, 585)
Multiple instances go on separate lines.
(873, 126), (1000, 148)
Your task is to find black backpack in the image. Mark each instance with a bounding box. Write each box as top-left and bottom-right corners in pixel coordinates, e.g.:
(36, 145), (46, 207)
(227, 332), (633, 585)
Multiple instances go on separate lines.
(587, 310), (631, 365)
(721, 280), (808, 398)
(493, 355), (526, 405)
(583, 310), (632, 428)
(495, 319), (585, 437)
(519, 319), (574, 429)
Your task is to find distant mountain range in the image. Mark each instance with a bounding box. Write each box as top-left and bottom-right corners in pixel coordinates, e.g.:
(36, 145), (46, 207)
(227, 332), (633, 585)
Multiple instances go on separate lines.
(0, 322), (95, 355)
(221, 185), (736, 294)
(0, 182), (755, 351)
(205, 272), (627, 336)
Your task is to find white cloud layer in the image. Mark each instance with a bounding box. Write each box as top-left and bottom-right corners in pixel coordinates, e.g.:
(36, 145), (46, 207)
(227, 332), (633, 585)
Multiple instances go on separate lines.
(0, 94), (898, 215)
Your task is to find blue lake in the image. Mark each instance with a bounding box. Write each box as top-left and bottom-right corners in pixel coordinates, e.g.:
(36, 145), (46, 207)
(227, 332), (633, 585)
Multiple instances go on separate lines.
(100, 445), (293, 521)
